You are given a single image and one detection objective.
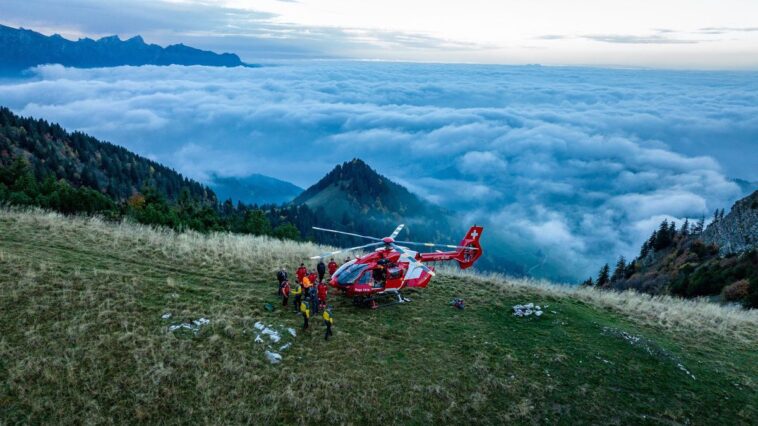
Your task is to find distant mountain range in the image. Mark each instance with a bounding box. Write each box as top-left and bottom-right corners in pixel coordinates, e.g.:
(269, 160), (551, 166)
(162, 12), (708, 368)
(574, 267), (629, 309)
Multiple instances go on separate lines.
(0, 24), (252, 72)
(209, 173), (303, 206)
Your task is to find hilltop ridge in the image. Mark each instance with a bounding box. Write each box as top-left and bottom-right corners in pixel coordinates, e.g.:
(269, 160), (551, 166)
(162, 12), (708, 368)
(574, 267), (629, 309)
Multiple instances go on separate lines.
(293, 158), (453, 244)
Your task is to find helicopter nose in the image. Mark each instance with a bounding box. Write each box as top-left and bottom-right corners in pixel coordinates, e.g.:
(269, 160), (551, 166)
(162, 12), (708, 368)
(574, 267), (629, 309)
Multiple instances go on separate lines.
(382, 237), (395, 244)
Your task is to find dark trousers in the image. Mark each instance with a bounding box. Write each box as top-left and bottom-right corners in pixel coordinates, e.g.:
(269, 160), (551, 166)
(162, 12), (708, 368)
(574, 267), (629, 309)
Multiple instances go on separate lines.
(282, 295), (288, 306)
(293, 295), (301, 312)
(318, 272), (325, 282)
(303, 315), (309, 330)
(324, 321), (332, 340)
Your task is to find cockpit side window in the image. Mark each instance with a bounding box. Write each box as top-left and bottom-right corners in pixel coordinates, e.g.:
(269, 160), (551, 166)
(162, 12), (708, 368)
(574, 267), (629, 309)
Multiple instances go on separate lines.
(335, 263), (369, 286)
(333, 260), (355, 276)
(358, 271), (373, 285)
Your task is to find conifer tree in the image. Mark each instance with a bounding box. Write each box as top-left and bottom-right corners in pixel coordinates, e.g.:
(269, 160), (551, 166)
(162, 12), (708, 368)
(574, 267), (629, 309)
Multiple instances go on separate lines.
(597, 264), (610, 288)
(680, 219), (689, 237)
(640, 240), (651, 258)
(624, 260), (636, 278)
(693, 216), (705, 234)
(668, 221), (677, 240)
(611, 256), (626, 283)
(654, 220), (671, 251)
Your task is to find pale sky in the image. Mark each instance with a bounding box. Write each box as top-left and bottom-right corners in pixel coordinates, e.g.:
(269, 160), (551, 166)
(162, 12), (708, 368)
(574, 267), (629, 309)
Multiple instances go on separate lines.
(5, 0), (758, 68)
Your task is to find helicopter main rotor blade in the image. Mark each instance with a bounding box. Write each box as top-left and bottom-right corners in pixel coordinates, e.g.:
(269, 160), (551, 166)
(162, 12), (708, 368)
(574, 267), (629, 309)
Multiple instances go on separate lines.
(311, 227), (382, 242)
(389, 224), (405, 239)
(310, 242), (383, 260)
(393, 240), (478, 251)
(390, 243), (436, 277)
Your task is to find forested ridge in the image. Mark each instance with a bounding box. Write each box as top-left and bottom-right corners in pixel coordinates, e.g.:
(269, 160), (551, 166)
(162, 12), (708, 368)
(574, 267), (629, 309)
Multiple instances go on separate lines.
(0, 106), (214, 204)
(0, 107), (311, 239)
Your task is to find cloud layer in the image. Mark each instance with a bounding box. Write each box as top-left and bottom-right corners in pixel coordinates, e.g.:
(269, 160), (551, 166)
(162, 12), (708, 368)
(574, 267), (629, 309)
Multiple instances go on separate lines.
(1, 62), (756, 280)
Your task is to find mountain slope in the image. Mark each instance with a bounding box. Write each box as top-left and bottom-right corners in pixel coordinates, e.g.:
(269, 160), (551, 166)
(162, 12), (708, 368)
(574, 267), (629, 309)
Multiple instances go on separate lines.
(0, 106), (214, 203)
(0, 209), (755, 424)
(209, 173), (303, 205)
(293, 158), (452, 243)
(0, 24), (250, 72)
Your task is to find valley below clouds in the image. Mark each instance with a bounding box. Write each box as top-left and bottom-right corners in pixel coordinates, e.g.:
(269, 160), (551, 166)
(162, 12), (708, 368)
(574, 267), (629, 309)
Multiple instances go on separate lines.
(1, 61), (756, 280)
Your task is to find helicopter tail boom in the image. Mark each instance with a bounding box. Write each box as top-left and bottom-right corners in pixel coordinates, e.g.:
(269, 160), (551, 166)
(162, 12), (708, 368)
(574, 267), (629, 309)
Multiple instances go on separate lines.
(418, 226), (483, 269)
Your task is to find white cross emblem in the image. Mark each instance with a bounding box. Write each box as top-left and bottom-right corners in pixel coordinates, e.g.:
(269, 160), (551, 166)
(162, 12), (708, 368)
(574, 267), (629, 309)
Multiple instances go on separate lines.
(470, 230), (479, 239)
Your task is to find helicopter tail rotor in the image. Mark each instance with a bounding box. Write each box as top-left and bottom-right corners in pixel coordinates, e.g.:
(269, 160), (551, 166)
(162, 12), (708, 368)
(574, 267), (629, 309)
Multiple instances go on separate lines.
(451, 225), (484, 269)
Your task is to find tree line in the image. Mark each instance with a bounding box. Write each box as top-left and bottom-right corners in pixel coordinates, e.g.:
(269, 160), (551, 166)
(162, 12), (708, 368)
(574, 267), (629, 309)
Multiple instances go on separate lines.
(0, 156), (304, 239)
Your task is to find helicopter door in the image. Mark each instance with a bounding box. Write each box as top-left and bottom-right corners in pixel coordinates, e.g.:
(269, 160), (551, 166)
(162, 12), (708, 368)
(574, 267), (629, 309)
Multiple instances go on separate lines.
(387, 266), (403, 280)
(354, 269), (380, 289)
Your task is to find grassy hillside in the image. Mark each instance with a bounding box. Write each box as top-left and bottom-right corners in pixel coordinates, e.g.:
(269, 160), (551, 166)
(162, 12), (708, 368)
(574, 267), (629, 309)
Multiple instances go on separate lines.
(0, 209), (756, 424)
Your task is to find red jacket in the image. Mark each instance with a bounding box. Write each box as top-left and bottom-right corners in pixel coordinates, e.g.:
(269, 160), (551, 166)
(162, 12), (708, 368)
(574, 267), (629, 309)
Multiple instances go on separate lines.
(317, 283), (327, 301)
(296, 266), (307, 282)
(281, 281), (290, 297)
(308, 272), (317, 284)
(327, 261), (338, 275)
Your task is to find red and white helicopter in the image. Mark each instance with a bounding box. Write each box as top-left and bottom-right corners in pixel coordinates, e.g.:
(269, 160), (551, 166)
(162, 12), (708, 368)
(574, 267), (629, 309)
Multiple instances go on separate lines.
(310, 224), (483, 307)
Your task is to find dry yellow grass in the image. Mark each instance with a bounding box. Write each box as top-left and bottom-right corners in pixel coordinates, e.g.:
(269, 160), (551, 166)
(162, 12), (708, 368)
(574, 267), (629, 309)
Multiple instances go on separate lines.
(442, 266), (758, 344)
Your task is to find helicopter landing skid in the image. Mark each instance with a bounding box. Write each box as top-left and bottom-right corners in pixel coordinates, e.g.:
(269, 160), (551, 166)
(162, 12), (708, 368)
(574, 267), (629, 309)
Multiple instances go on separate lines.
(354, 292), (412, 309)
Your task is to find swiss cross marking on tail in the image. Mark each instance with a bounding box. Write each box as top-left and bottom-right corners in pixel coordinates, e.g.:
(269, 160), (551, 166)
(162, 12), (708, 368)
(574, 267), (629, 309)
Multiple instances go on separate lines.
(470, 230), (479, 239)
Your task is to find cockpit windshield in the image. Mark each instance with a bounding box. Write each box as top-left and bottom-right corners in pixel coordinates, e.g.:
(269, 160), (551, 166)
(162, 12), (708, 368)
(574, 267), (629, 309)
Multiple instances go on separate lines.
(335, 263), (369, 286)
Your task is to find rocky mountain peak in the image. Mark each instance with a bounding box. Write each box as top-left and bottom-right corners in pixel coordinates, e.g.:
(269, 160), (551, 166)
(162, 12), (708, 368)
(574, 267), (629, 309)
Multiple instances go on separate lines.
(702, 190), (758, 255)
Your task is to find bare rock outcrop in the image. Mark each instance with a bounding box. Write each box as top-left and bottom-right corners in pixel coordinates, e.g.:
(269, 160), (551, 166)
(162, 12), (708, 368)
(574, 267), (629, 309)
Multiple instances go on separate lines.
(702, 191), (758, 255)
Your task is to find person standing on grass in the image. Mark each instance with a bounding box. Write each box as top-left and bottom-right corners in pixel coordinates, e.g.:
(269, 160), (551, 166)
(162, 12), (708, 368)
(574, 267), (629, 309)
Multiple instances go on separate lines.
(281, 280), (290, 307)
(327, 258), (338, 276)
(302, 275), (312, 291)
(317, 280), (327, 312)
(277, 267), (287, 285)
(292, 282), (303, 313)
(308, 285), (318, 316)
(276, 267), (287, 296)
(323, 307), (334, 340)
(300, 299), (310, 330)
(296, 263), (307, 283)
(307, 270), (317, 285)
(317, 260), (326, 283)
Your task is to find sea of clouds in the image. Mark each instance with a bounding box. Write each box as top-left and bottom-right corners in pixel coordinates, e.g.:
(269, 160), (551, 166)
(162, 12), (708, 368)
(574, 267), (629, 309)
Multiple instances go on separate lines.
(1, 62), (756, 280)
